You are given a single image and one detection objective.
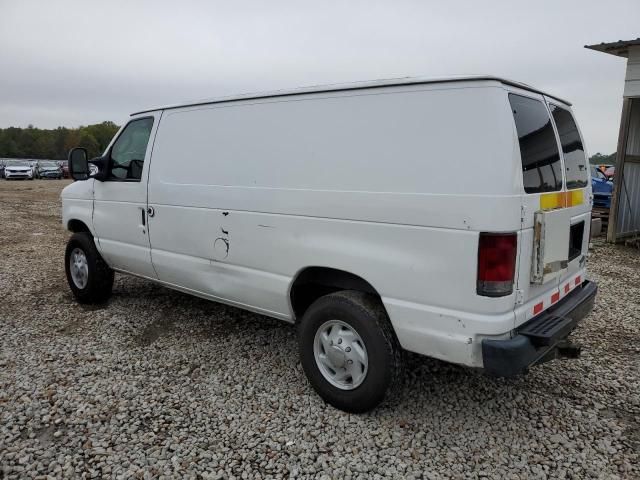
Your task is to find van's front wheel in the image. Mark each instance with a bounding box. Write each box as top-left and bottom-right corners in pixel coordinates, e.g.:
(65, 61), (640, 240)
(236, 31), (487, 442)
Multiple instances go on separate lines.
(298, 291), (402, 413)
(65, 232), (114, 304)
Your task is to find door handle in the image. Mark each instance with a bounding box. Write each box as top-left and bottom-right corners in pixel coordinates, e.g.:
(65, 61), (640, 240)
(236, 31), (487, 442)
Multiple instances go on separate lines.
(147, 206), (155, 217)
(139, 207), (147, 235)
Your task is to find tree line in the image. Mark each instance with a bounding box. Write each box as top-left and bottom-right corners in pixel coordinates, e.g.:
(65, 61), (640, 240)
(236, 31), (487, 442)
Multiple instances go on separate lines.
(589, 152), (616, 165)
(0, 122), (120, 161)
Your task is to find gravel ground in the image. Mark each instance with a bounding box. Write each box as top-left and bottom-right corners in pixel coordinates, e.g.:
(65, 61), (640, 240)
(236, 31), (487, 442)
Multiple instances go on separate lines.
(0, 180), (638, 479)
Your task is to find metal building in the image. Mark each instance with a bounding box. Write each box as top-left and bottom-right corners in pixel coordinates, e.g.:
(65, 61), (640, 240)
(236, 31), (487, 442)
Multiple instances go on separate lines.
(586, 38), (640, 243)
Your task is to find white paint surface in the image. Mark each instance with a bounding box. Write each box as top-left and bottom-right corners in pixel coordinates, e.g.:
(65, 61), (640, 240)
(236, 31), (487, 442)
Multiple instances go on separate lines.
(62, 78), (593, 369)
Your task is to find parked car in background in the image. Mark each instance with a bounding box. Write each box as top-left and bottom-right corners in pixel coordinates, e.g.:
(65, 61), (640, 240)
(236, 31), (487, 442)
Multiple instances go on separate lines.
(596, 164), (615, 180)
(3, 160), (34, 180)
(36, 160), (63, 179)
(0, 161), (5, 178)
(603, 166), (615, 179)
(60, 161), (70, 178)
(591, 166), (614, 209)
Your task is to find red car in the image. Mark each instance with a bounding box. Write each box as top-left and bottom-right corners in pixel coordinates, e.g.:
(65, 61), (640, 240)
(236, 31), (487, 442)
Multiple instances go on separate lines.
(59, 161), (69, 178)
(603, 166), (615, 179)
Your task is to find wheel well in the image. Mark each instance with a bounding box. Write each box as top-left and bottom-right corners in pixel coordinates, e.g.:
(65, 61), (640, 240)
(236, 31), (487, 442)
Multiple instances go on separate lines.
(289, 267), (380, 321)
(67, 219), (91, 235)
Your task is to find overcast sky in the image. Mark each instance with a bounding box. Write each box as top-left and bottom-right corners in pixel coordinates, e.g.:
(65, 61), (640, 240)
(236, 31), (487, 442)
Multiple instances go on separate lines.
(1, 0), (638, 154)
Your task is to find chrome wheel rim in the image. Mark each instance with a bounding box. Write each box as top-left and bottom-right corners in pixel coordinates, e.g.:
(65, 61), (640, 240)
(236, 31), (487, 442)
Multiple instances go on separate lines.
(69, 248), (89, 289)
(313, 320), (368, 390)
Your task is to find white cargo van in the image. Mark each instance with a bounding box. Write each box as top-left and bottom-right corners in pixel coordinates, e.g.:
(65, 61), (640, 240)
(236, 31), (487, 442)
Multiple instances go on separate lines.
(62, 76), (597, 412)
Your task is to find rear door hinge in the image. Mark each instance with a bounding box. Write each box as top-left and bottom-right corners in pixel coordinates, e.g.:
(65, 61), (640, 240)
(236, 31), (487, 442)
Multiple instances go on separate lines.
(515, 289), (524, 305)
(520, 205), (527, 225)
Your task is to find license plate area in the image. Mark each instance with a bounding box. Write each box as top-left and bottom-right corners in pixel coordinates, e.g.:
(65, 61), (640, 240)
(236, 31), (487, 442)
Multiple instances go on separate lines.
(531, 209), (570, 284)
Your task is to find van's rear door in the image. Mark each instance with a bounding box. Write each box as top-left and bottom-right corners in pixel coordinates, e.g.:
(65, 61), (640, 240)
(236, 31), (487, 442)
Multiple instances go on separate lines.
(545, 100), (591, 310)
(508, 92), (591, 327)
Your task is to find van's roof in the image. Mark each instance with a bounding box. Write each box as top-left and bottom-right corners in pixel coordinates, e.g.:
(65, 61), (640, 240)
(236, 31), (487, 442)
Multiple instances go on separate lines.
(131, 75), (570, 115)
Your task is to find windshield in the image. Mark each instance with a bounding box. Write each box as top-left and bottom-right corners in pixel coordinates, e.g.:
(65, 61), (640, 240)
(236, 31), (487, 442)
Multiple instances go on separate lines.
(3, 160), (29, 167)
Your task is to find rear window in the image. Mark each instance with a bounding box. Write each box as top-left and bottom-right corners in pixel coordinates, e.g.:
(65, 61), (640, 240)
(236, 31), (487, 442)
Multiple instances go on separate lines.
(549, 104), (588, 189)
(509, 94), (562, 194)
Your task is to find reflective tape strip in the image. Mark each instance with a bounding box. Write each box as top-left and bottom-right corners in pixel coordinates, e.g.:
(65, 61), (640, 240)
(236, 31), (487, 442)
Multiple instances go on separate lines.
(532, 274), (583, 316)
(533, 302), (543, 315)
(567, 190), (584, 207)
(539, 189), (584, 211)
(540, 192), (563, 210)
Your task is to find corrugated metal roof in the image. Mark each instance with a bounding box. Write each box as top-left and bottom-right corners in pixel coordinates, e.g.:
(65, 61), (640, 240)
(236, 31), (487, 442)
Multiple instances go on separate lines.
(585, 38), (640, 58)
(131, 75), (571, 115)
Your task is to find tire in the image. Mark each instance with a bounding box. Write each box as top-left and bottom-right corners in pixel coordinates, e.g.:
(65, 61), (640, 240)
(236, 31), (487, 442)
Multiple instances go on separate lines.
(65, 232), (114, 304)
(298, 290), (402, 413)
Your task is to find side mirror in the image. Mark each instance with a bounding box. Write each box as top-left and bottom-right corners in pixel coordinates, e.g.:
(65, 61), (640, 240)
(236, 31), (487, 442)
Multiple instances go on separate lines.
(89, 155), (109, 181)
(68, 147), (89, 181)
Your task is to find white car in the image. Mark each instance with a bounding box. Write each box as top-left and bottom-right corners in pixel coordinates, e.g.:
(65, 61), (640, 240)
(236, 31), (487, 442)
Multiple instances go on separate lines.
(61, 76), (597, 412)
(3, 160), (34, 180)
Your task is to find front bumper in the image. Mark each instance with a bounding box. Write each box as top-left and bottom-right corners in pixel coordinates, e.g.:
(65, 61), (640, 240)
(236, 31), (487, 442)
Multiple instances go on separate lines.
(5, 172), (32, 179)
(482, 280), (597, 377)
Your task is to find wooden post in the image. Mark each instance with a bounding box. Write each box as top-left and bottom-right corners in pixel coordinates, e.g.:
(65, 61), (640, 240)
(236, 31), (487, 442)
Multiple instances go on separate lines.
(607, 98), (632, 242)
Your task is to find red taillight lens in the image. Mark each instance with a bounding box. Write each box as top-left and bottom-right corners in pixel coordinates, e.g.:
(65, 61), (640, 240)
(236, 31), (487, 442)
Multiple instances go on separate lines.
(477, 233), (517, 297)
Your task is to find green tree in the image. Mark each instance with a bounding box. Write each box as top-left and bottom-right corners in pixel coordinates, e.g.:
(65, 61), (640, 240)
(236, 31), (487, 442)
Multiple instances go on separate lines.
(85, 121), (119, 153)
(77, 131), (100, 158)
(589, 152), (616, 165)
(34, 133), (55, 159)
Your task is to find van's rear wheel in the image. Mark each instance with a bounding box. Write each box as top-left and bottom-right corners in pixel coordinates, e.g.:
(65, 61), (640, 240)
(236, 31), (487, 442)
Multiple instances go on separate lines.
(298, 290), (402, 413)
(65, 232), (114, 304)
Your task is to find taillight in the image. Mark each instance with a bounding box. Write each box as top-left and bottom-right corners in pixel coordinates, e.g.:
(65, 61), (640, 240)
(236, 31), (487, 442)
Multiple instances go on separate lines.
(477, 232), (517, 297)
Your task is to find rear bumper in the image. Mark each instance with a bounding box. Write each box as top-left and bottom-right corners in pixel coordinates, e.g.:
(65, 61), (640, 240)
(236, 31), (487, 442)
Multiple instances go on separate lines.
(482, 280), (597, 377)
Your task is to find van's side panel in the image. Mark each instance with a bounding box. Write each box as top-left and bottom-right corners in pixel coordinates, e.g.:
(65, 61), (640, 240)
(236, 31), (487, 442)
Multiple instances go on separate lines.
(147, 82), (522, 367)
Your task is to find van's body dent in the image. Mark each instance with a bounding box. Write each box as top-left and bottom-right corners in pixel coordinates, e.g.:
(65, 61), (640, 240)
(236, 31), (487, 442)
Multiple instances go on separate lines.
(62, 76), (594, 372)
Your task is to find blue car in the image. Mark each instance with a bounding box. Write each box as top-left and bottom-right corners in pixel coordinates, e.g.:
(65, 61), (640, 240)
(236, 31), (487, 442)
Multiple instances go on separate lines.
(591, 166), (613, 209)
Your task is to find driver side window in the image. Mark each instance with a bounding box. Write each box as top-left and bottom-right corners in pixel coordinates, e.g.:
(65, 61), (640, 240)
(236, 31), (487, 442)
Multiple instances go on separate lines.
(109, 117), (154, 181)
